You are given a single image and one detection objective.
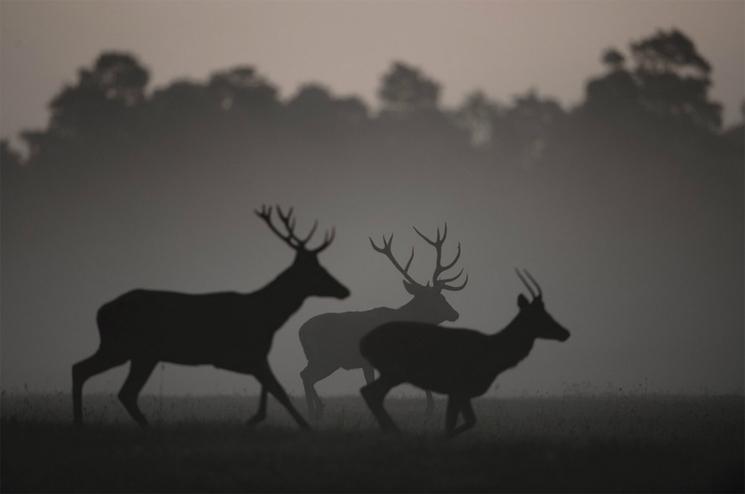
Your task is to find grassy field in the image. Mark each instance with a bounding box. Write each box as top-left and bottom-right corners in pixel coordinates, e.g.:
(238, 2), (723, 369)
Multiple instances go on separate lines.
(1, 392), (743, 492)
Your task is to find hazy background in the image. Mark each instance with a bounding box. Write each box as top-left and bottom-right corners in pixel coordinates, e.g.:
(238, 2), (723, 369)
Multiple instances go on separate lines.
(2, 1), (744, 141)
(1, 1), (743, 399)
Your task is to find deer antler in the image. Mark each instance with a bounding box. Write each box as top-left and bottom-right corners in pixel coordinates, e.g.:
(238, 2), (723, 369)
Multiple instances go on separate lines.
(255, 204), (334, 253)
(515, 268), (541, 299)
(309, 228), (335, 254)
(413, 223), (468, 291)
(369, 234), (422, 288)
(523, 269), (543, 298)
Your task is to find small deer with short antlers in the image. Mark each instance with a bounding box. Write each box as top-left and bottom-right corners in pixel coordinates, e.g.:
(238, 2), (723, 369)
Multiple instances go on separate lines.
(360, 269), (570, 437)
(72, 205), (349, 428)
(299, 224), (467, 420)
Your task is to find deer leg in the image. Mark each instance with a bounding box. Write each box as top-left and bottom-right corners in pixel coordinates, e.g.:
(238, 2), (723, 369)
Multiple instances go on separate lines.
(300, 366), (316, 419)
(425, 390), (435, 416)
(362, 366), (375, 384)
(246, 385), (268, 426)
(118, 358), (157, 427)
(360, 375), (402, 433)
(445, 395), (461, 435)
(72, 349), (127, 426)
(447, 398), (476, 438)
(300, 362), (335, 421)
(257, 366), (311, 430)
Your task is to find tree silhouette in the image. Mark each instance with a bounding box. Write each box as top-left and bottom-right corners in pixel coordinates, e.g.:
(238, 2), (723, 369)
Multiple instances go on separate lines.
(287, 84), (368, 128)
(378, 61), (440, 116)
(48, 52), (149, 138)
(584, 50), (639, 119)
(501, 90), (565, 163)
(631, 29), (711, 75)
(1, 140), (22, 169)
(602, 48), (626, 71)
(583, 30), (722, 133)
(633, 30), (721, 131)
(455, 91), (502, 147)
(206, 66), (281, 133)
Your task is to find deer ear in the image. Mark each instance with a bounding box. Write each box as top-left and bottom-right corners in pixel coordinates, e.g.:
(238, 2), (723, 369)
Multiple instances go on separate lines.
(403, 280), (420, 295)
(517, 294), (530, 309)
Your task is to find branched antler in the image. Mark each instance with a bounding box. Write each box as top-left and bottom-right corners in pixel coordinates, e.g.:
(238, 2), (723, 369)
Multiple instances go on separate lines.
(309, 228), (335, 254)
(413, 223), (468, 291)
(255, 204), (334, 253)
(369, 234), (421, 287)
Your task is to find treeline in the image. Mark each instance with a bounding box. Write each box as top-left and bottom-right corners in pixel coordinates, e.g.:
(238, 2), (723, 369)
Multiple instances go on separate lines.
(2, 29), (742, 174)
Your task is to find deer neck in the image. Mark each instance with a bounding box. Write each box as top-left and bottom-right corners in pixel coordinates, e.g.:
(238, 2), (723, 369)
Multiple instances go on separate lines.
(395, 298), (435, 323)
(487, 315), (536, 370)
(251, 266), (308, 331)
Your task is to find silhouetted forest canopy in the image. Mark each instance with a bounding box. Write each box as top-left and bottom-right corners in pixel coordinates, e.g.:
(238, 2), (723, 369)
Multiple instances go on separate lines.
(2, 29), (742, 396)
(3, 29), (742, 171)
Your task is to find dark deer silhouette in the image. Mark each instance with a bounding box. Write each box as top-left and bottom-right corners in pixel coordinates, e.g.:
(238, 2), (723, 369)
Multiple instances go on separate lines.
(72, 205), (349, 428)
(360, 269), (569, 437)
(299, 224), (467, 420)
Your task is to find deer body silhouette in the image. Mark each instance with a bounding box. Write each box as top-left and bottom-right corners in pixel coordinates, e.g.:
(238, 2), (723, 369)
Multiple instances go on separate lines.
(72, 206), (349, 428)
(360, 270), (569, 437)
(299, 225), (468, 420)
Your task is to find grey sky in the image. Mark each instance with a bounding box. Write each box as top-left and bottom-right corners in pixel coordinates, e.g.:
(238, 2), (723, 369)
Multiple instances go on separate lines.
(1, 0), (743, 145)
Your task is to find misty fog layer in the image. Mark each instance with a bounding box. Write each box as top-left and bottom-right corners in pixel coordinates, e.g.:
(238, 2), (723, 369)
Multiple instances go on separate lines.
(1, 30), (743, 397)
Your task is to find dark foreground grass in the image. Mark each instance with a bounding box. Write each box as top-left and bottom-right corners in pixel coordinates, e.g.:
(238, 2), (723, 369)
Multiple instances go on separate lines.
(2, 393), (743, 492)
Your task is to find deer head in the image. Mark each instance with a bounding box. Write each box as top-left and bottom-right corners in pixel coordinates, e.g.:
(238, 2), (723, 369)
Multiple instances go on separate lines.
(514, 269), (569, 341)
(369, 224), (468, 323)
(256, 205), (350, 299)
